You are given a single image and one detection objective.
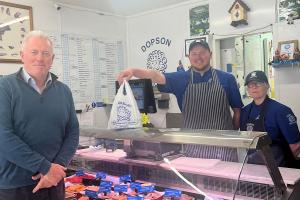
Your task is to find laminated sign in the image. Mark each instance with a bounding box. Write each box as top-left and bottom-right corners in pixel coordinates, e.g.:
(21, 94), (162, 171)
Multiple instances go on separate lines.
(108, 80), (142, 129)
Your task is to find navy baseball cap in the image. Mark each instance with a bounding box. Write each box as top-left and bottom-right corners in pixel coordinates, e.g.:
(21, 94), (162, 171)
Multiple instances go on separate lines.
(189, 40), (210, 53)
(244, 71), (269, 86)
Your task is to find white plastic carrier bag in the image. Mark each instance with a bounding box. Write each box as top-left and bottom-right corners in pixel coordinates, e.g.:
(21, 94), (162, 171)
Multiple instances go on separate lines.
(108, 80), (142, 129)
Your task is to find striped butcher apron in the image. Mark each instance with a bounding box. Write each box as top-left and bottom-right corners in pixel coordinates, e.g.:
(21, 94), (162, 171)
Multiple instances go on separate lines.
(182, 68), (238, 161)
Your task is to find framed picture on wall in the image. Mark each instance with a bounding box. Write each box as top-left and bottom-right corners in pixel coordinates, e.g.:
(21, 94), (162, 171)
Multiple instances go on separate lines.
(185, 37), (207, 56)
(189, 4), (209, 36)
(278, 0), (300, 22)
(0, 1), (33, 63)
(278, 40), (298, 60)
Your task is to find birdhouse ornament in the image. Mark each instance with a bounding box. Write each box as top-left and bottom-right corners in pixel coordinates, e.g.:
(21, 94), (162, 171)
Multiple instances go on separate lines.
(228, 0), (250, 27)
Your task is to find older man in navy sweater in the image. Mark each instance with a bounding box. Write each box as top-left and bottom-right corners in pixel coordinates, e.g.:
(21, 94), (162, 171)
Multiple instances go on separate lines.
(0, 31), (79, 200)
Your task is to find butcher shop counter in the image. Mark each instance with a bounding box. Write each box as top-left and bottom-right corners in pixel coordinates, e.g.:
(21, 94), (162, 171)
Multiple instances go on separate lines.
(69, 127), (300, 200)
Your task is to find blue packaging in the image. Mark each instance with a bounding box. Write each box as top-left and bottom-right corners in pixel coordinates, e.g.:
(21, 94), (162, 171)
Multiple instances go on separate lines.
(99, 187), (111, 193)
(85, 190), (98, 198)
(96, 172), (107, 179)
(127, 195), (144, 200)
(164, 189), (182, 198)
(75, 169), (85, 176)
(119, 174), (132, 183)
(114, 184), (128, 193)
(100, 180), (113, 188)
(137, 185), (155, 193)
(130, 182), (142, 190)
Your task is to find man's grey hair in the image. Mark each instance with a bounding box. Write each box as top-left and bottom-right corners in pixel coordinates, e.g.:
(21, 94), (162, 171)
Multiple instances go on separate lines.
(21, 30), (53, 52)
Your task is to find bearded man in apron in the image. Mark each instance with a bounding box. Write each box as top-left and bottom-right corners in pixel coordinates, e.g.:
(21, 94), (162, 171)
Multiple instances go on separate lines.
(118, 41), (243, 161)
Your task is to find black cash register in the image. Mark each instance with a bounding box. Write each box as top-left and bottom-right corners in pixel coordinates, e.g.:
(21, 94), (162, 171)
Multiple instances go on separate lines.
(116, 79), (157, 114)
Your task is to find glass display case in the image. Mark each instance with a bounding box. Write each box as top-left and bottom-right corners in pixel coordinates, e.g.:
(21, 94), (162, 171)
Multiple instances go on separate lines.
(69, 127), (300, 200)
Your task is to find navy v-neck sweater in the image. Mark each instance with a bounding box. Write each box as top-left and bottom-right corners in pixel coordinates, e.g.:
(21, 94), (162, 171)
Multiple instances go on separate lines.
(0, 68), (79, 189)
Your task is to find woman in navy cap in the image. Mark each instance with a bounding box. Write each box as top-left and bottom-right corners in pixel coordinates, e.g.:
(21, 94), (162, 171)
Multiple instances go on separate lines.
(240, 70), (300, 167)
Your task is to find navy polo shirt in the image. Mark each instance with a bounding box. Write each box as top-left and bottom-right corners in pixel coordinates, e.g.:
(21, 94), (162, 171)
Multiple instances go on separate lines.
(240, 98), (300, 144)
(157, 68), (243, 111)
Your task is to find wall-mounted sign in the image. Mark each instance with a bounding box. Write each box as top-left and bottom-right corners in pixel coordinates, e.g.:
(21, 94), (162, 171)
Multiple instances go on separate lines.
(141, 36), (172, 73)
(141, 37), (171, 53)
(146, 50), (167, 72)
(228, 0), (250, 27)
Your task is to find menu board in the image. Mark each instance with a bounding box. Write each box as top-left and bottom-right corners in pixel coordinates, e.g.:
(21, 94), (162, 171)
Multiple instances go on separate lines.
(48, 32), (124, 104)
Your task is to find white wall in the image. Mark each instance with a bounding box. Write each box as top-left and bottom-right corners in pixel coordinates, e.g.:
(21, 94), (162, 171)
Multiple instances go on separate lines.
(125, 0), (282, 126)
(272, 20), (300, 120)
(127, 0), (208, 72)
(0, 0), (127, 128)
(209, 0), (275, 37)
(126, 0), (276, 79)
(127, 0), (275, 69)
(126, 0), (212, 125)
(3, 0), (300, 126)
(0, 0), (127, 75)
(209, 0), (275, 75)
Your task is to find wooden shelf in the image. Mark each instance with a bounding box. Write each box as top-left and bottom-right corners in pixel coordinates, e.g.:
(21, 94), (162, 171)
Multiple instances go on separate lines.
(271, 60), (300, 68)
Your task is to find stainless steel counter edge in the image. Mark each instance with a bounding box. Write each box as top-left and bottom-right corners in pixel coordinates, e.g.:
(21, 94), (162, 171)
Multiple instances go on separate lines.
(80, 126), (271, 149)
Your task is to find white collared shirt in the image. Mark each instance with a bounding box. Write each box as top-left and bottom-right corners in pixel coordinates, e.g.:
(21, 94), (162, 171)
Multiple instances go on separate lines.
(21, 68), (52, 94)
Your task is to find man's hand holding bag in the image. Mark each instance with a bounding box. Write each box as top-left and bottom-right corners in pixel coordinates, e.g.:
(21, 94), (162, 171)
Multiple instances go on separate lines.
(108, 80), (142, 129)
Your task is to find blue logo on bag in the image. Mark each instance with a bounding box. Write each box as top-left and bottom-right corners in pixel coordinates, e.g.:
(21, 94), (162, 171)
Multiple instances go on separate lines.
(117, 104), (131, 122)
